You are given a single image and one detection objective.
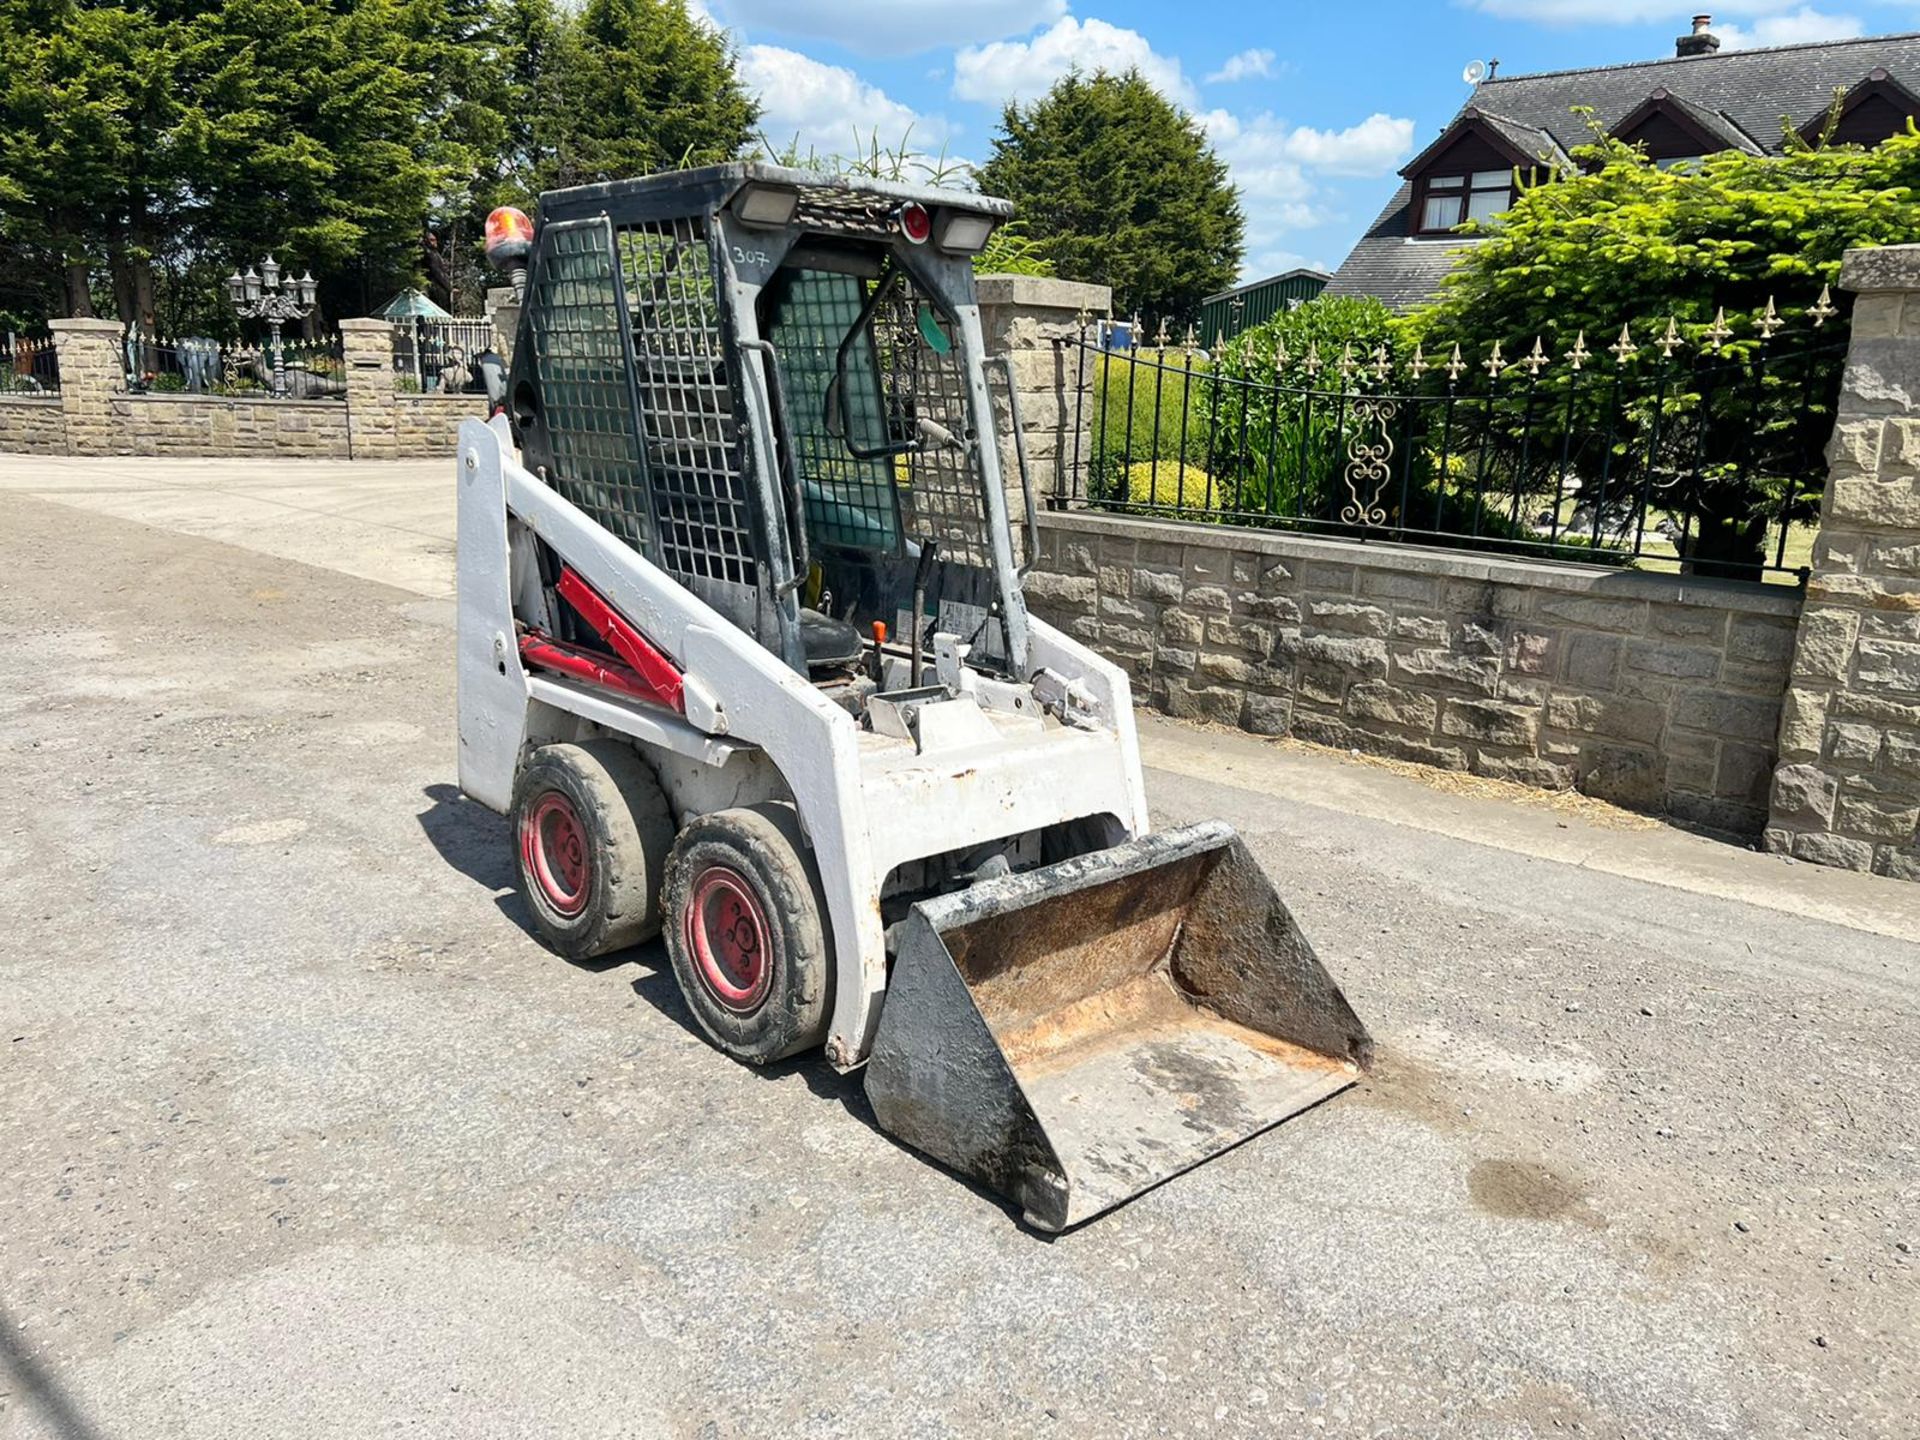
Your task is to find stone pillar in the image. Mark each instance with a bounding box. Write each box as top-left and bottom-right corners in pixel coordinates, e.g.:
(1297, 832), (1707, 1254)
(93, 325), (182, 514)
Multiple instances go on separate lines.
(1766, 245), (1920, 880)
(50, 318), (126, 457)
(341, 318), (397, 460)
(977, 275), (1110, 562)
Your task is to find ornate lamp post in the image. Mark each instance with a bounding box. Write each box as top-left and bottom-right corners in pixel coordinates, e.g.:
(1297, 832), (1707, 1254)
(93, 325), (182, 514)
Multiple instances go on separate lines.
(224, 256), (317, 397)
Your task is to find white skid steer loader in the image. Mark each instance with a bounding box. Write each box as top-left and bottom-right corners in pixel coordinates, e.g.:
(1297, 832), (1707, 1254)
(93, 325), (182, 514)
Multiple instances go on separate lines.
(456, 166), (1371, 1231)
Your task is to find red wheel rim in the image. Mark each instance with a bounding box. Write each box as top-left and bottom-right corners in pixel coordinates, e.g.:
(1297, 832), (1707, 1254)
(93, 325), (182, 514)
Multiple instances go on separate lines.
(685, 865), (772, 1014)
(521, 791), (590, 917)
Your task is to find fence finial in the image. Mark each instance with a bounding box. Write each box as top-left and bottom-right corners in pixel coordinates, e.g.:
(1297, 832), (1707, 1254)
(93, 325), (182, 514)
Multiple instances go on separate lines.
(1809, 284), (1837, 327)
(1409, 343), (1428, 380)
(1304, 341), (1323, 377)
(1483, 340), (1507, 380)
(1757, 296), (1783, 342)
(1371, 343), (1391, 383)
(1704, 306), (1732, 351)
(1521, 336), (1549, 377)
(1444, 343), (1466, 381)
(1656, 316), (1683, 359)
(1273, 335), (1289, 371)
(1566, 330), (1589, 370)
(1610, 324), (1638, 364)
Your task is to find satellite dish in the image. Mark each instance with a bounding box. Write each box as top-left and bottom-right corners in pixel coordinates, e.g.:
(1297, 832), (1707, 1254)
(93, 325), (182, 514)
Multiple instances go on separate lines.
(1463, 59), (1488, 85)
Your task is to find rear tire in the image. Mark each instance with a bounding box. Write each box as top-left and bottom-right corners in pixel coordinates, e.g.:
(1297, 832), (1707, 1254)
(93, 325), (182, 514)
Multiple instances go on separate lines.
(664, 803), (832, 1064)
(511, 741), (675, 960)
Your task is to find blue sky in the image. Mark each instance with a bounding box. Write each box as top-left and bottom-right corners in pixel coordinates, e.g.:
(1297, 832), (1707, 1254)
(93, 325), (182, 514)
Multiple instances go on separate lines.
(700, 1), (1920, 282)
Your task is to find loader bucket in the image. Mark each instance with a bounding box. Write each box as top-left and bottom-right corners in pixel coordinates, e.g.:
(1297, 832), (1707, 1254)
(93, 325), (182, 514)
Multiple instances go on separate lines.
(864, 821), (1372, 1232)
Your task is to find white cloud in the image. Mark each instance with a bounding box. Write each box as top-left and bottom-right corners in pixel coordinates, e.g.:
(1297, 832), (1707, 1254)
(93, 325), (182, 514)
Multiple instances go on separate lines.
(1714, 8), (1865, 48)
(1463, 0), (1863, 33)
(715, 0), (1067, 58)
(1205, 48), (1275, 85)
(1198, 108), (1417, 245)
(1276, 113), (1417, 176)
(1465, 0), (1812, 20)
(952, 16), (1196, 108)
(1240, 248), (1332, 284)
(740, 44), (955, 160)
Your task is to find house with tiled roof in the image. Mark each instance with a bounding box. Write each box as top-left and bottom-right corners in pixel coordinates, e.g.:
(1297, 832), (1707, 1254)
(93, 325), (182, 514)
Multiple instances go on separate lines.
(1325, 16), (1920, 311)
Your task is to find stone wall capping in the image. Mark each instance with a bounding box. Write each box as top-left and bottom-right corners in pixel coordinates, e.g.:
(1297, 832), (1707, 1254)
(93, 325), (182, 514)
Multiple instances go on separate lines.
(1838, 243), (1920, 295)
(1040, 510), (1803, 617)
(116, 393), (342, 412)
(973, 275), (1112, 312)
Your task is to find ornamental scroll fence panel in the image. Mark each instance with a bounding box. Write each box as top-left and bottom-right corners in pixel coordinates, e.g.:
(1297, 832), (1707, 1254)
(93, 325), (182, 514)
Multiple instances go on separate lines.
(1056, 291), (1851, 584)
(1, 333), (59, 394)
(117, 327), (347, 400)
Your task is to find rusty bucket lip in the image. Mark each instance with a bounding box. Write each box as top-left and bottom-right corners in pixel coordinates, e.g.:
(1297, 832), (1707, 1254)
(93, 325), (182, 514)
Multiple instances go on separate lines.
(905, 819), (1238, 935)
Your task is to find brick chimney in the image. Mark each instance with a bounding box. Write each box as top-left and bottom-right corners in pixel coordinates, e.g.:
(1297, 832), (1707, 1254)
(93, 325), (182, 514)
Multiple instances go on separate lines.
(1676, 14), (1720, 57)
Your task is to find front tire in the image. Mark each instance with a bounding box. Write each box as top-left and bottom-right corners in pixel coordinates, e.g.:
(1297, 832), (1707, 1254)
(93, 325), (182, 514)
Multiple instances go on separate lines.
(664, 804), (832, 1064)
(511, 741), (674, 960)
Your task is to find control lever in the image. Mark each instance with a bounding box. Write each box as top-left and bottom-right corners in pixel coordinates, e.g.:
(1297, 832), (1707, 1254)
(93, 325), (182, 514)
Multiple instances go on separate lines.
(909, 540), (940, 688)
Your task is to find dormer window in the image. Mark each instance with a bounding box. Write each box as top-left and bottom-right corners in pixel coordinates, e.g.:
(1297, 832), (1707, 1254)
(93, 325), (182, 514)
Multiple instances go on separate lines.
(1610, 86), (1760, 167)
(1397, 108), (1565, 240)
(1419, 170), (1513, 233)
(1798, 67), (1920, 148)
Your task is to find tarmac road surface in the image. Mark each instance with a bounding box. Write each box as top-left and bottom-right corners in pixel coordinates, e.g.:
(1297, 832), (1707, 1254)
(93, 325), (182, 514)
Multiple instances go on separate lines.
(1, 459), (1917, 1438)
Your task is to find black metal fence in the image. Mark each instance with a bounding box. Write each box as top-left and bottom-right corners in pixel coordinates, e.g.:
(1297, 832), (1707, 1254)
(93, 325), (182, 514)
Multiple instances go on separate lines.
(1, 333), (59, 394)
(1058, 292), (1851, 583)
(119, 327), (347, 400)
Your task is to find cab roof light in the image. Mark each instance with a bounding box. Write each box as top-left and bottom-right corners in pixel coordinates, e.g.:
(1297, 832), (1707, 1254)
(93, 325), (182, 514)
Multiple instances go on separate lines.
(732, 183), (800, 228)
(483, 206), (535, 270)
(933, 210), (995, 255)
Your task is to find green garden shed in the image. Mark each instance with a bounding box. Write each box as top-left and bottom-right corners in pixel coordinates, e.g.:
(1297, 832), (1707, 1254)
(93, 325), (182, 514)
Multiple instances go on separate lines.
(1198, 268), (1331, 347)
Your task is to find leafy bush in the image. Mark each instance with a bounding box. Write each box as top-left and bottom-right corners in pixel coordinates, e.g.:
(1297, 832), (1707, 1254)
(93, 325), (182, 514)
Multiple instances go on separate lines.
(1400, 122), (1910, 576)
(973, 221), (1054, 278)
(1094, 461), (1222, 517)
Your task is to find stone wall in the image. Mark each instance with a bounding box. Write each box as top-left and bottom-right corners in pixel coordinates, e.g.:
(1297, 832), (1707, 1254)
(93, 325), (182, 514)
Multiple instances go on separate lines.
(1766, 246), (1920, 879)
(0, 396), (66, 454)
(47, 317), (123, 455)
(395, 394), (487, 455)
(103, 393), (350, 457)
(1028, 512), (1801, 835)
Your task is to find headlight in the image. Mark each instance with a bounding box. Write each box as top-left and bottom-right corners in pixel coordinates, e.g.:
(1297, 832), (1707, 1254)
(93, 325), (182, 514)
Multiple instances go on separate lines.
(732, 183), (800, 228)
(933, 210), (995, 255)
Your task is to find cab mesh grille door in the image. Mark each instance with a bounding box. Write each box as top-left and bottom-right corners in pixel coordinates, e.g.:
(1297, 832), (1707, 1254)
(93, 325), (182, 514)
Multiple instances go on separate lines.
(616, 219), (764, 631)
(522, 217), (653, 553)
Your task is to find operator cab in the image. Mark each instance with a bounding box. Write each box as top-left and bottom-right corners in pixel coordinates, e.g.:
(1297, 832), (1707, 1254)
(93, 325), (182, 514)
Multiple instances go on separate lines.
(498, 165), (1026, 710)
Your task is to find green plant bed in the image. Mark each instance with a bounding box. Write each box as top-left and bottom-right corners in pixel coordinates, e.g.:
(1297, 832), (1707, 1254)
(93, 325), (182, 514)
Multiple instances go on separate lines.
(1086, 350), (1209, 472)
